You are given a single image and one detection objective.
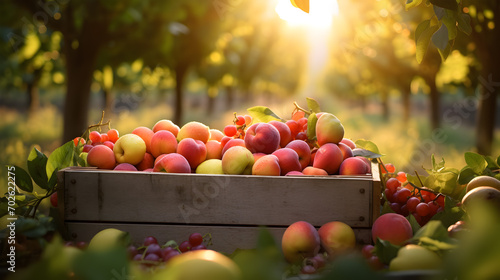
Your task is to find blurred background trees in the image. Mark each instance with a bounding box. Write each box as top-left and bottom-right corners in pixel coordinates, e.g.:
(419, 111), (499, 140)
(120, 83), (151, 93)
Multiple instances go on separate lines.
(0, 0), (498, 178)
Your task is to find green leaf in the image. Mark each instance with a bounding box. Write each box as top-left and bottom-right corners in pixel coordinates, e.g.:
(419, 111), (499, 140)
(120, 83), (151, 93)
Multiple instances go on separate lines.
(407, 214), (422, 235)
(497, 155), (500, 167)
(430, 0), (458, 10)
(47, 169), (59, 191)
(247, 106), (285, 123)
(418, 236), (457, 252)
(374, 238), (401, 265)
(381, 200), (395, 215)
(306, 97), (321, 113)
(416, 23), (440, 63)
(306, 113), (318, 141)
(46, 140), (78, 184)
(433, 6), (445, 19)
(413, 220), (449, 241)
(484, 156), (499, 170)
(406, 0), (423, 10)
(458, 167), (477, 185)
(432, 24), (449, 50)
(13, 166), (33, 192)
(354, 139), (382, 155)
(457, 13), (472, 35)
(442, 10), (458, 40)
(430, 195), (465, 228)
(437, 39), (453, 61)
(415, 20), (430, 43)
(352, 149), (382, 159)
(464, 152), (487, 174)
(27, 147), (49, 189)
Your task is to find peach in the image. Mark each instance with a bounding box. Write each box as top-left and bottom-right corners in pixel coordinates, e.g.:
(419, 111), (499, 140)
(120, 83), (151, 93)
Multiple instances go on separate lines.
(286, 171), (304, 176)
(152, 119), (180, 136)
(113, 134), (146, 165)
(318, 221), (356, 259)
(154, 153), (168, 166)
(286, 140), (311, 170)
(209, 129), (224, 142)
(221, 146), (254, 175)
(316, 113), (344, 145)
(269, 120), (293, 147)
(372, 213), (413, 246)
(338, 142), (353, 161)
(286, 120), (301, 139)
(313, 143), (343, 174)
(339, 157), (369, 175)
(136, 152), (154, 171)
(177, 138), (207, 170)
(205, 140), (223, 160)
(302, 166), (328, 176)
(244, 123), (280, 154)
(252, 155), (281, 176)
(221, 138), (246, 156)
(272, 148), (302, 176)
(177, 121), (210, 143)
(113, 163), (138, 171)
(153, 153), (191, 173)
(132, 126), (154, 153)
(281, 221), (321, 264)
(150, 130), (178, 158)
(143, 168), (154, 172)
(87, 145), (116, 169)
(340, 138), (356, 149)
(253, 153), (266, 163)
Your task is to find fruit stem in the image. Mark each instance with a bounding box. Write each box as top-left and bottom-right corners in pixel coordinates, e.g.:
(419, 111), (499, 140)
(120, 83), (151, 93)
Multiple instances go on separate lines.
(293, 102), (312, 116)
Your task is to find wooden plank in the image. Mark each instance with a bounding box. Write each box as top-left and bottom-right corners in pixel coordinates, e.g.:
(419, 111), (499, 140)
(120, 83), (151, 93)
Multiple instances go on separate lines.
(65, 222), (373, 254)
(370, 162), (382, 224)
(62, 169), (374, 227)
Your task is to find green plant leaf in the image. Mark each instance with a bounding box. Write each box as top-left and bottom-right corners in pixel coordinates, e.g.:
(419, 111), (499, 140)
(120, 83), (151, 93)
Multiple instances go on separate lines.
(354, 139), (381, 155)
(464, 152), (487, 174)
(458, 167), (477, 185)
(437, 39), (453, 61)
(406, 0), (423, 10)
(497, 155), (500, 167)
(413, 220), (449, 241)
(306, 113), (318, 141)
(13, 165), (34, 192)
(431, 23), (449, 50)
(430, 0), (458, 10)
(247, 106), (284, 123)
(415, 20), (430, 43)
(374, 238), (401, 265)
(457, 13), (472, 35)
(407, 214), (422, 235)
(352, 149), (382, 159)
(433, 6), (445, 19)
(27, 147), (49, 189)
(306, 97), (321, 113)
(47, 169), (59, 191)
(46, 140), (78, 184)
(442, 9), (458, 40)
(484, 156), (500, 170)
(430, 195), (465, 228)
(416, 22), (440, 63)
(73, 247), (129, 280)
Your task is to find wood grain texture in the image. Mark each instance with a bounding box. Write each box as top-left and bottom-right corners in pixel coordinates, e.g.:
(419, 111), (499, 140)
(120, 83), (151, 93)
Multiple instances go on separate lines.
(60, 168), (376, 227)
(65, 222), (373, 254)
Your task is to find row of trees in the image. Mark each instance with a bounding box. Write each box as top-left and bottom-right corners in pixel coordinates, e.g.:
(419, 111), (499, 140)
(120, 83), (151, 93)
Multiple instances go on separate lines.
(325, 0), (499, 155)
(1, 0), (306, 142)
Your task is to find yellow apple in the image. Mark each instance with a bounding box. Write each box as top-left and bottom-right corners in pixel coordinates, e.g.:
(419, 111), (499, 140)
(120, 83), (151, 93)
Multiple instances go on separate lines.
(196, 159), (224, 174)
(113, 133), (146, 165)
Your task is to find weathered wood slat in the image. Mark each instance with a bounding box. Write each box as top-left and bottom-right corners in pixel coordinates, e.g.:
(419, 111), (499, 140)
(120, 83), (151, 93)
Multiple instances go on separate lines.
(61, 169), (376, 227)
(65, 222), (373, 254)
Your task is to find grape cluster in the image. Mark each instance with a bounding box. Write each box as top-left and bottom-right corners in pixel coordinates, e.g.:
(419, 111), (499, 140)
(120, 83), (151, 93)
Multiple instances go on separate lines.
(223, 113), (252, 140)
(128, 233), (209, 268)
(383, 164), (445, 226)
(299, 254), (327, 275)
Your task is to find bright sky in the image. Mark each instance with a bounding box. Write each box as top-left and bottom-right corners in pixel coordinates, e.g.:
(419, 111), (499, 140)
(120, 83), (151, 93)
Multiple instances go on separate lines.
(275, 0), (339, 28)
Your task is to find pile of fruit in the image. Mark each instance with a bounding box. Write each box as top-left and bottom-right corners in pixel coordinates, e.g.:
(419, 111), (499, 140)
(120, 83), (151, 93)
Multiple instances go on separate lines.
(75, 99), (373, 177)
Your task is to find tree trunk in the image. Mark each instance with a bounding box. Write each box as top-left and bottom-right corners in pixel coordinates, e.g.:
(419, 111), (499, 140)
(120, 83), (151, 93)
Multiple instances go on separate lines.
(173, 66), (188, 126)
(103, 88), (113, 115)
(207, 91), (216, 116)
(381, 92), (389, 121)
(425, 75), (440, 130)
(27, 82), (39, 118)
(62, 39), (101, 142)
(402, 87), (411, 124)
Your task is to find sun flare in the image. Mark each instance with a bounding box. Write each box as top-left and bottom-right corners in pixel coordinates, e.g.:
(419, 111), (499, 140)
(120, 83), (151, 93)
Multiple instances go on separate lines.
(275, 0), (339, 28)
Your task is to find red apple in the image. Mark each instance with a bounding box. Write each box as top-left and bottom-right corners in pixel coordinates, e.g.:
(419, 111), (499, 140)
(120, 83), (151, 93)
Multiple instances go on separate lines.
(272, 148), (302, 176)
(244, 123), (280, 154)
(136, 152), (154, 171)
(269, 120), (293, 148)
(153, 153), (191, 173)
(281, 221), (321, 264)
(372, 213), (413, 246)
(177, 138), (207, 170)
(339, 157), (369, 175)
(313, 143), (343, 174)
(286, 140), (311, 170)
(338, 142), (353, 161)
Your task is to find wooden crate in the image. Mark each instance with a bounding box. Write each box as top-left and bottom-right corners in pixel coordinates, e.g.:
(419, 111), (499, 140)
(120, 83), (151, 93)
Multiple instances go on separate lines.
(57, 164), (380, 253)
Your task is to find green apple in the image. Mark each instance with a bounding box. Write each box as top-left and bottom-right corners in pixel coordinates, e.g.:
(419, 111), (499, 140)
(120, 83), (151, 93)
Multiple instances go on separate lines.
(196, 159), (224, 174)
(88, 228), (130, 251)
(389, 244), (442, 271)
(113, 133), (146, 165)
(222, 146), (254, 175)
